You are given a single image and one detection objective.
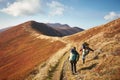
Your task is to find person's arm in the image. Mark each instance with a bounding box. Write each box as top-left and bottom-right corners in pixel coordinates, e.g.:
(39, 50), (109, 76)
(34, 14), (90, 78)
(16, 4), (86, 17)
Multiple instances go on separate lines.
(80, 48), (82, 52)
(79, 48), (82, 55)
(88, 47), (94, 52)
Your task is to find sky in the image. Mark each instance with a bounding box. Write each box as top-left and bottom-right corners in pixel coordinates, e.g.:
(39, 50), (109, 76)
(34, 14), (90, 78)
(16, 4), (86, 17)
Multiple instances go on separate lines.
(0, 0), (120, 29)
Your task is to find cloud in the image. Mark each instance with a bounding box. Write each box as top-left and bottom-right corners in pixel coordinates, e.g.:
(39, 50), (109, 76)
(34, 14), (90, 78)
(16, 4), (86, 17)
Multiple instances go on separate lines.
(104, 12), (120, 20)
(0, 0), (42, 16)
(47, 1), (65, 16)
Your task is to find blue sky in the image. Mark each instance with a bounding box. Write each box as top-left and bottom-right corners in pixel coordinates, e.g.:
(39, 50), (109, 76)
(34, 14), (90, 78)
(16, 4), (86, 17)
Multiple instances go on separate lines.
(0, 0), (120, 29)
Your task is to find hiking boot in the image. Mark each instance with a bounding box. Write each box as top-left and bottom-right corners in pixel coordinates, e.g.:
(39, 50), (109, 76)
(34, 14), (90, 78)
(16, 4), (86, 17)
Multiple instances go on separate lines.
(72, 72), (75, 75)
(72, 72), (78, 75)
(72, 71), (78, 75)
(74, 73), (78, 75)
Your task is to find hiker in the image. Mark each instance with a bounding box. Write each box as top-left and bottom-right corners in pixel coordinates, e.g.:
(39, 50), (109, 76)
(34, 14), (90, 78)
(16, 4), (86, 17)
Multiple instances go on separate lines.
(80, 42), (94, 64)
(69, 47), (79, 74)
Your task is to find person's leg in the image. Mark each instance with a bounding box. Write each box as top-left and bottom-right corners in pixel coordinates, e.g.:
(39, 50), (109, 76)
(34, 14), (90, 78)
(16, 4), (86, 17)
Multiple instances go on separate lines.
(83, 52), (89, 64)
(83, 58), (85, 64)
(70, 61), (74, 74)
(82, 54), (85, 64)
(73, 61), (77, 73)
(82, 51), (86, 64)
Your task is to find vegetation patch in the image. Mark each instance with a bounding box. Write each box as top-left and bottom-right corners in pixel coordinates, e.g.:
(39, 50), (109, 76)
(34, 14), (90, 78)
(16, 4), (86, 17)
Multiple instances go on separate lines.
(45, 61), (60, 80)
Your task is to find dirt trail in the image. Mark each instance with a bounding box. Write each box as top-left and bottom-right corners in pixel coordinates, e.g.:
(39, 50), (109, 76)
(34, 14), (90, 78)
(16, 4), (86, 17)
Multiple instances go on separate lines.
(50, 51), (85, 80)
(60, 55), (84, 80)
(58, 51), (100, 80)
(51, 51), (69, 80)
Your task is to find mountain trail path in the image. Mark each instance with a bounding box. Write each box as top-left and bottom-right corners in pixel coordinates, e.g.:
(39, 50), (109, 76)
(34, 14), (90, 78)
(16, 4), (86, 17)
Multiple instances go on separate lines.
(50, 49), (101, 80)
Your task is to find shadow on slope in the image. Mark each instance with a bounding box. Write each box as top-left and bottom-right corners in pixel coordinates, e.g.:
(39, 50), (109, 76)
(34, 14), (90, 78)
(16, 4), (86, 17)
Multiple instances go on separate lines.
(23, 21), (63, 37)
(79, 63), (98, 71)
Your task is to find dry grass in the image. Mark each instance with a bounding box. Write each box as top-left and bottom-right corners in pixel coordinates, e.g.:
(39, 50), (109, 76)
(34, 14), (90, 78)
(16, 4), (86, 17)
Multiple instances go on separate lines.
(61, 18), (120, 80)
(0, 25), (66, 80)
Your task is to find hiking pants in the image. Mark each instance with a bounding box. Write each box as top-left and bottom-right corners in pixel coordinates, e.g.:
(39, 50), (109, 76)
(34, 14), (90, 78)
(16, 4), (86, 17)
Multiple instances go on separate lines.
(70, 60), (77, 73)
(82, 49), (89, 64)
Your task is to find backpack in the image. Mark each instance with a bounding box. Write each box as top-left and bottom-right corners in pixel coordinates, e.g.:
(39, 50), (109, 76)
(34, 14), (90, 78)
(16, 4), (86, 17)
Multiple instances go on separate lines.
(82, 42), (89, 49)
(69, 49), (79, 61)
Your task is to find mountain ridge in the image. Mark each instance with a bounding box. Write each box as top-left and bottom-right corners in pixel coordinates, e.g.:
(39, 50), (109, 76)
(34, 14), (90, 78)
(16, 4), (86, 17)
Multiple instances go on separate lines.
(47, 23), (84, 36)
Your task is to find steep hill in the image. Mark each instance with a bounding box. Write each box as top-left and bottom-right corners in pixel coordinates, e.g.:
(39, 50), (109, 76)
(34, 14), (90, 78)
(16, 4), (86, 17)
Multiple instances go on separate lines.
(0, 21), (67, 80)
(61, 18), (120, 80)
(47, 23), (84, 36)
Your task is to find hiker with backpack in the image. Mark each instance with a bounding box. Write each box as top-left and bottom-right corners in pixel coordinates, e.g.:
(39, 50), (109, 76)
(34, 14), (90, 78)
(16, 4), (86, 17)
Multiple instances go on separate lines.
(80, 42), (94, 64)
(69, 47), (79, 75)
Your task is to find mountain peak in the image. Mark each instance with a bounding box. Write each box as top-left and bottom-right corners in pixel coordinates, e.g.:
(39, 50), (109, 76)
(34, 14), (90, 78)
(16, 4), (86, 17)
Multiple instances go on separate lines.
(23, 21), (64, 37)
(46, 23), (84, 36)
(47, 23), (70, 28)
(24, 20), (40, 25)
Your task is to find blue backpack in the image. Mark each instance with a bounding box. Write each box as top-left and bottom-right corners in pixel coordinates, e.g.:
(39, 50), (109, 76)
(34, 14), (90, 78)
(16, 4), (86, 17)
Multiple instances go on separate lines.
(69, 49), (79, 61)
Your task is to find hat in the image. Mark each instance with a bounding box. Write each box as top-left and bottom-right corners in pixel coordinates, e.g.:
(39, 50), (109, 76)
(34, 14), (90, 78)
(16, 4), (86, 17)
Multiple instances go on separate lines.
(83, 42), (89, 46)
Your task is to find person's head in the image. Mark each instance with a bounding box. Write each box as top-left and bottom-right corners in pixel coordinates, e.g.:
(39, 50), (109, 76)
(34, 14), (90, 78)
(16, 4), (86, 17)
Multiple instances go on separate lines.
(83, 42), (89, 46)
(72, 47), (76, 50)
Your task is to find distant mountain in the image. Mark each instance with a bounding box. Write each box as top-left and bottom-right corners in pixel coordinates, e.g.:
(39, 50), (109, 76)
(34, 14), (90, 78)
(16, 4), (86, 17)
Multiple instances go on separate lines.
(18, 21), (84, 37)
(0, 29), (4, 32)
(47, 23), (84, 36)
(0, 27), (11, 33)
(21, 21), (64, 37)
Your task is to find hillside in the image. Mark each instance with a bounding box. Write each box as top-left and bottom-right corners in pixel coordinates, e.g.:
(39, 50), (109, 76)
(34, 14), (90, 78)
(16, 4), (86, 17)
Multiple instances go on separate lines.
(47, 23), (84, 36)
(25, 18), (120, 80)
(61, 18), (120, 80)
(0, 18), (120, 80)
(0, 21), (67, 80)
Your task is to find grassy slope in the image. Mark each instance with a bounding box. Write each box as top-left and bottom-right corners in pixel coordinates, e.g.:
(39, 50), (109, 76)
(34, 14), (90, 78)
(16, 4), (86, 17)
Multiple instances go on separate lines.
(0, 25), (66, 80)
(61, 18), (120, 80)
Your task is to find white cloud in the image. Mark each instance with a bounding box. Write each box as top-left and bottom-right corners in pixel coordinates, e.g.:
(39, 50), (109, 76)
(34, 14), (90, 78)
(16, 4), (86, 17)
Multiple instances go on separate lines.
(47, 1), (65, 16)
(104, 12), (120, 20)
(0, 0), (42, 16)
